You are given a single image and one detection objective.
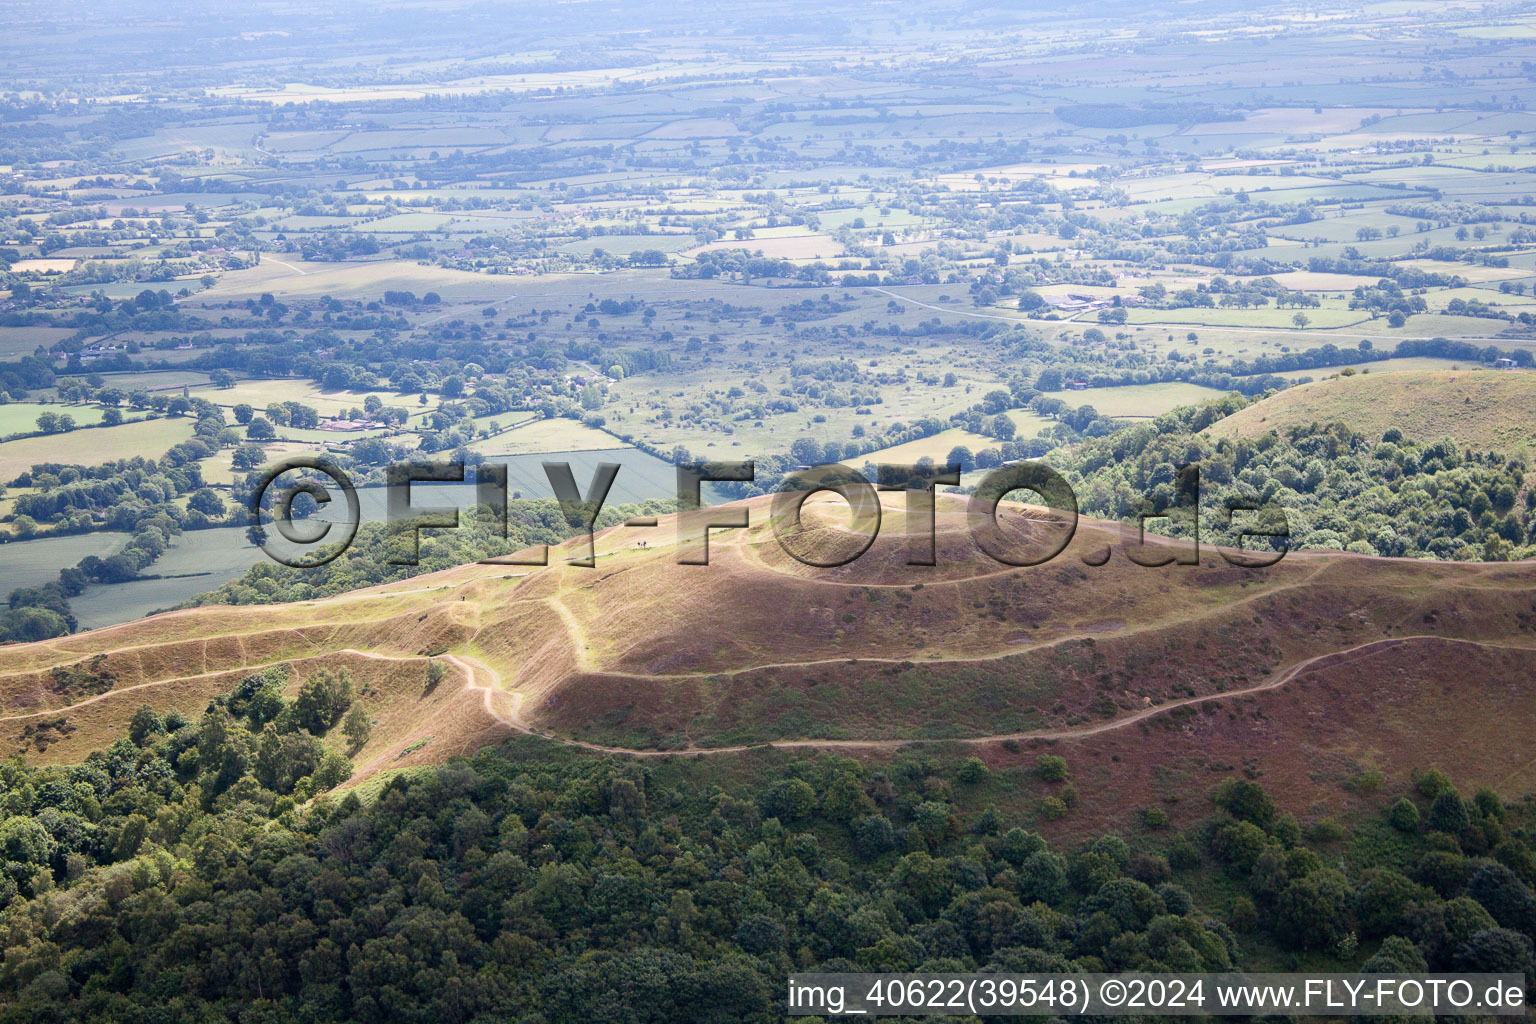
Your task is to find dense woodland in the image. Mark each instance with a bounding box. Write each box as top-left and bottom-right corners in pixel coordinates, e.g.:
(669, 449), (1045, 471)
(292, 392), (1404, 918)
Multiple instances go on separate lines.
(0, 687), (1533, 1022)
(1059, 396), (1536, 561)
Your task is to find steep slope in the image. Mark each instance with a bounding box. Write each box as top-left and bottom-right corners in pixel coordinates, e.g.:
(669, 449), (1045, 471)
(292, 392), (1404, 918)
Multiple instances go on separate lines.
(1204, 368), (1536, 452)
(2, 492), (1534, 815)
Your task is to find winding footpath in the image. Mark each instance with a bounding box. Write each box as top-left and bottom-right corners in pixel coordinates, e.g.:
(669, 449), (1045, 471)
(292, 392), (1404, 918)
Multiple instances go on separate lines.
(446, 632), (1524, 758)
(7, 629), (1529, 764)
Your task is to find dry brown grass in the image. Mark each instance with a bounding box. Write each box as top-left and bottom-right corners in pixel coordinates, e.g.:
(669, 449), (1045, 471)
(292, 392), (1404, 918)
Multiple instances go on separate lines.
(1207, 369), (1536, 453)
(2, 493), (1532, 811)
(989, 636), (1536, 841)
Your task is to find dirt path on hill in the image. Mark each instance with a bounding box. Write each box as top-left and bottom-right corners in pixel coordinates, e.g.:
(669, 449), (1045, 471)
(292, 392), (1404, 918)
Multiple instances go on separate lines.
(446, 633), (1529, 758)
(0, 648), (411, 722)
(7, 630), (1528, 771)
(514, 558), (1339, 684)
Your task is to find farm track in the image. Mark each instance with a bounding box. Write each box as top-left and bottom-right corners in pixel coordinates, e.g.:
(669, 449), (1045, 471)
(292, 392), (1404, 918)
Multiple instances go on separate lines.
(260, 255), (309, 276)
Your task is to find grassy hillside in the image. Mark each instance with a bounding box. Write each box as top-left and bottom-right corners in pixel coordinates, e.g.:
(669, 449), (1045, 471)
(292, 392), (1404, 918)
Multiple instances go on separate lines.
(4, 494), (1536, 831)
(1206, 370), (1536, 453)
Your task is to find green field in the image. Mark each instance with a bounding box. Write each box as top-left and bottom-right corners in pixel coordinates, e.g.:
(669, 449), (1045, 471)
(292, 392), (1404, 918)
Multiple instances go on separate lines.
(264, 424), (400, 444)
(467, 416), (609, 455)
(1001, 407), (1054, 437)
(0, 327), (76, 359)
(1118, 307), (1373, 330)
(68, 526), (258, 629)
(75, 369), (214, 393)
(192, 379), (444, 420)
(201, 259), (520, 302)
(1242, 356), (1472, 382)
(0, 403), (127, 437)
(558, 234), (697, 256)
(1053, 382), (1231, 418)
(0, 530), (126, 586)
(0, 417), (194, 480)
(848, 426), (1003, 466)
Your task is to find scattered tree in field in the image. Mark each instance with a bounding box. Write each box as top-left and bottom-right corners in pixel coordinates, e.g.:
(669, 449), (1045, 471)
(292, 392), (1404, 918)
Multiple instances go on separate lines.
(1037, 754), (1069, 781)
(231, 444), (265, 470)
(293, 668), (353, 734)
(35, 412), (75, 434)
(424, 658), (447, 694)
(188, 488), (225, 517)
(342, 703), (373, 751)
(946, 445), (975, 471)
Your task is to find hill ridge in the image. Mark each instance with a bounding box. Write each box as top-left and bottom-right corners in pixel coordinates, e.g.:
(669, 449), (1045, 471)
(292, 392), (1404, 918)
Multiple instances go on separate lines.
(1206, 368), (1536, 452)
(3, 493), (1535, 813)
